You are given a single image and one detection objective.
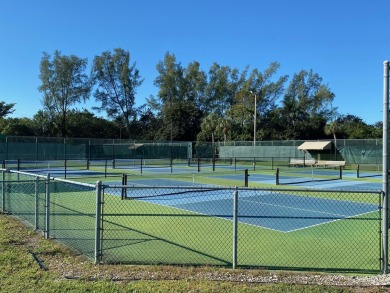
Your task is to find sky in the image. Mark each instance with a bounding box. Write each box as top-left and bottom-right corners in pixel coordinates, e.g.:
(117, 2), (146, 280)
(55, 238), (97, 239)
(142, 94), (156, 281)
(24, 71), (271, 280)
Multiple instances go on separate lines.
(0, 0), (389, 125)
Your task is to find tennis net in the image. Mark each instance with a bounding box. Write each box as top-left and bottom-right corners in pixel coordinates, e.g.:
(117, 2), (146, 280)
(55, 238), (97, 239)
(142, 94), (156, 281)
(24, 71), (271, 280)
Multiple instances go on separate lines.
(276, 165), (342, 185)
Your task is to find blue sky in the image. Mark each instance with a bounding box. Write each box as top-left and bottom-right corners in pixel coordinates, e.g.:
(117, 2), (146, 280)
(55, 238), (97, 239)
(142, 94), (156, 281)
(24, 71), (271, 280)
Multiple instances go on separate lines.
(0, 0), (388, 125)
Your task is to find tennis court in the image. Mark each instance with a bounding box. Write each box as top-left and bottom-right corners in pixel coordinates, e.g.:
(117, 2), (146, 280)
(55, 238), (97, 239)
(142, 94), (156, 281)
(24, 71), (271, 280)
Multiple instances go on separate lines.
(121, 187), (378, 233)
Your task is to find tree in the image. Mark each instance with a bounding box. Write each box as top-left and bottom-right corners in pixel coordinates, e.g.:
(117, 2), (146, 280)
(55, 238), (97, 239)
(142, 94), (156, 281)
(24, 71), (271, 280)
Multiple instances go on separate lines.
(0, 117), (35, 136)
(219, 118), (231, 144)
(32, 110), (57, 136)
(280, 70), (335, 139)
(92, 48), (143, 139)
(154, 52), (205, 141)
(0, 101), (16, 118)
(197, 113), (220, 145)
(324, 120), (341, 141)
(38, 50), (91, 137)
(67, 109), (119, 138)
(335, 114), (373, 139)
(204, 64), (247, 117)
(324, 120), (342, 159)
(227, 62), (287, 140)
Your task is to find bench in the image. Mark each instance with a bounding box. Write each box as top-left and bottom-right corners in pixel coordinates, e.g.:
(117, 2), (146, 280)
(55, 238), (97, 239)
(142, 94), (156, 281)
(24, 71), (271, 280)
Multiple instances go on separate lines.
(289, 159), (316, 167)
(315, 160), (346, 167)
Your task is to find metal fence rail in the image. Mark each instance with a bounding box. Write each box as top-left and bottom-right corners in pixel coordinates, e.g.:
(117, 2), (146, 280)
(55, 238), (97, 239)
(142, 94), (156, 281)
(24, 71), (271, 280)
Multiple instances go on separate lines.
(0, 169), (384, 273)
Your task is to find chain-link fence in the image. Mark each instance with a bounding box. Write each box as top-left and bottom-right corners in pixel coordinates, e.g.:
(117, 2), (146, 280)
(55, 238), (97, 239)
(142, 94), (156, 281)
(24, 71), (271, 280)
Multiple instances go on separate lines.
(0, 169), (384, 273)
(0, 170), (97, 260)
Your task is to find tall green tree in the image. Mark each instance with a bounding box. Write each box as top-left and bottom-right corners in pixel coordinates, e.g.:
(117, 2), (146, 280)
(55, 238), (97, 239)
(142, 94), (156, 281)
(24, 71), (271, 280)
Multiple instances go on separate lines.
(154, 52), (204, 141)
(280, 70), (335, 139)
(92, 48), (143, 139)
(38, 50), (91, 137)
(227, 62), (287, 140)
(204, 64), (247, 117)
(0, 101), (16, 118)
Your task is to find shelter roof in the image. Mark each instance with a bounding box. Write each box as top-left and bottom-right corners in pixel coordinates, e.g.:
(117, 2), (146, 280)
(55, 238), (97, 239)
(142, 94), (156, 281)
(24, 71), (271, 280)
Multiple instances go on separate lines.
(297, 141), (332, 150)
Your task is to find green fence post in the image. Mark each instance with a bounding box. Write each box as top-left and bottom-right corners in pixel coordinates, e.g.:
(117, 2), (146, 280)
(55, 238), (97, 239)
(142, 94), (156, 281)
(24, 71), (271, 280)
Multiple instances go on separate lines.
(44, 174), (50, 239)
(35, 177), (39, 230)
(232, 187), (238, 269)
(1, 170), (5, 213)
(95, 180), (102, 264)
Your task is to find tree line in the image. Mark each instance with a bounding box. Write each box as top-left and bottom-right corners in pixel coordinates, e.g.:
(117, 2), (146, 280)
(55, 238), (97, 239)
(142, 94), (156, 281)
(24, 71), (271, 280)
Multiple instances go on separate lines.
(0, 49), (382, 141)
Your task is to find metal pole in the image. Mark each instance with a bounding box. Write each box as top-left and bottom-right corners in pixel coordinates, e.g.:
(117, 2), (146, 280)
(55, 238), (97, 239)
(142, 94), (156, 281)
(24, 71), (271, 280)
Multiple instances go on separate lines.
(382, 60), (389, 273)
(1, 170), (5, 212)
(44, 174), (50, 239)
(232, 187), (238, 269)
(95, 180), (102, 264)
(35, 177), (39, 230)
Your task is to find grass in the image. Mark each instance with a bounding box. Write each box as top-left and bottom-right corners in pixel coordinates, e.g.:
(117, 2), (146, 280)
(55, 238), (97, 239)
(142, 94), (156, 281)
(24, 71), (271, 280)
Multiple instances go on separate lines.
(0, 212), (386, 293)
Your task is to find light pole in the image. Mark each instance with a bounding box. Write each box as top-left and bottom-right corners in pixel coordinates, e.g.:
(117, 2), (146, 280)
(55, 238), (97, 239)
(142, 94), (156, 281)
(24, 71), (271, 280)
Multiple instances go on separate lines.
(250, 91), (257, 146)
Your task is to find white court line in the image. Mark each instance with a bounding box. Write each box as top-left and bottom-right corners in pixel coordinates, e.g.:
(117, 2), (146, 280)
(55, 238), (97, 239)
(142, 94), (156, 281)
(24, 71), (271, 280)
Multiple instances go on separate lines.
(239, 198), (349, 217)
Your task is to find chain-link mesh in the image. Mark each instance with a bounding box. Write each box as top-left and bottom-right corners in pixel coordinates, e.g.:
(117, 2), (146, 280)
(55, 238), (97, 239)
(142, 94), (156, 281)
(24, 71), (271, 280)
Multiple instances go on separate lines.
(100, 186), (234, 266)
(0, 170), (97, 259)
(49, 180), (96, 259)
(99, 185), (382, 273)
(0, 169), (384, 273)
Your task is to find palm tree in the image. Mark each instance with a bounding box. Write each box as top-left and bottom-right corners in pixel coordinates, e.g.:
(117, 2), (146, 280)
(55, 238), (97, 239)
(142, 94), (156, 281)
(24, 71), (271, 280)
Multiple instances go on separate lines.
(219, 118), (231, 145)
(200, 113), (220, 146)
(324, 121), (341, 159)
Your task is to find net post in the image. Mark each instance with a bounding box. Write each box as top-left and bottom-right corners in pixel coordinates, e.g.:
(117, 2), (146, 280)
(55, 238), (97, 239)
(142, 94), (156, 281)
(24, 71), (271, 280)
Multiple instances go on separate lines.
(275, 168), (280, 185)
(104, 160), (107, 178)
(44, 174), (50, 239)
(339, 165), (342, 180)
(64, 159), (67, 179)
(382, 60), (390, 273)
(234, 157), (237, 170)
(140, 158), (143, 174)
(121, 174), (127, 200)
(212, 155), (215, 171)
(197, 157), (200, 173)
(253, 157), (256, 171)
(232, 187), (238, 269)
(244, 169), (249, 187)
(357, 164), (360, 178)
(95, 180), (103, 264)
(17, 158), (20, 171)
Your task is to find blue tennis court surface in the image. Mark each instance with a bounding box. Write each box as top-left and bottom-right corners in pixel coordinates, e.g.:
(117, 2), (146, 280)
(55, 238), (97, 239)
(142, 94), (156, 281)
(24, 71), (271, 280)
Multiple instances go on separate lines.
(133, 189), (378, 233)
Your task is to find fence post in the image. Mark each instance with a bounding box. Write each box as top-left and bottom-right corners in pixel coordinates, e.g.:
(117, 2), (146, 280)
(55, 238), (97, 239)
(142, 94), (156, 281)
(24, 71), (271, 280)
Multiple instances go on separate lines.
(35, 177), (39, 230)
(1, 170), (5, 213)
(382, 60), (389, 273)
(44, 174), (50, 239)
(95, 180), (103, 264)
(232, 187), (238, 269)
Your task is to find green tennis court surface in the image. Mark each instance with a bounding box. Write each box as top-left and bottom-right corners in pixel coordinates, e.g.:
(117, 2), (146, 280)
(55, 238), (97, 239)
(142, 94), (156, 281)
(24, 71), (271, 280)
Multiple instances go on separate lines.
(118, 187), (378, 232)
